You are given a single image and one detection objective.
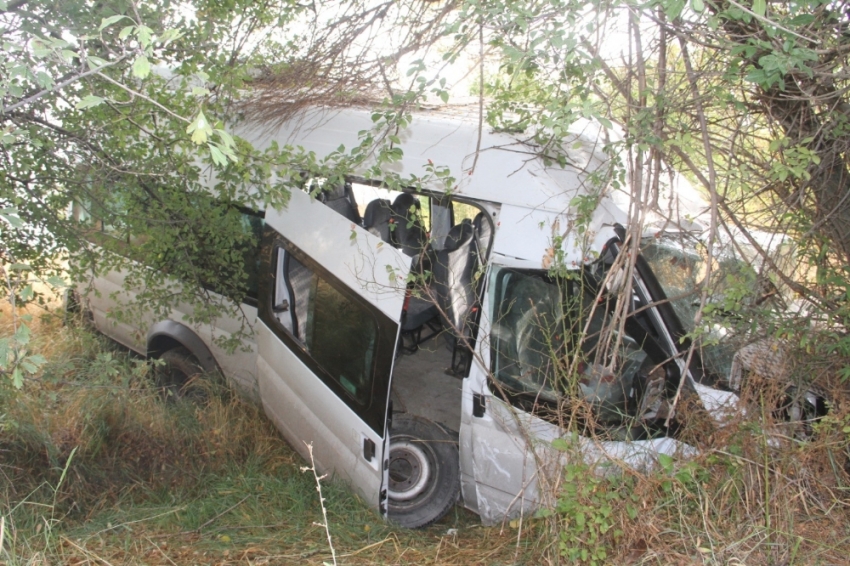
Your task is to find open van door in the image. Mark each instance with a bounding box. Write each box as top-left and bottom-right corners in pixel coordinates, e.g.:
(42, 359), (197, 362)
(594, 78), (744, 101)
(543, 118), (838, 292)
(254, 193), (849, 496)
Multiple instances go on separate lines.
(255, 186), (411, 516)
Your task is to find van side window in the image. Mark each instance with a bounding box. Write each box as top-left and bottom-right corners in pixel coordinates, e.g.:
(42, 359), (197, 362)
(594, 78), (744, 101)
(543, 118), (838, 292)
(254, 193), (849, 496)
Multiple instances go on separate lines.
(272, 244), (379, 405)
(74, 195), (264, 306)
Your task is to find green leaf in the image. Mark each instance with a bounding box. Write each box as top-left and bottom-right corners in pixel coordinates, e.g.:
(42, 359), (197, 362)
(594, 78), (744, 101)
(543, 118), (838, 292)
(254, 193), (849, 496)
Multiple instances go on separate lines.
(186, 110), (213, 145)
(87, 56), (108, 69)
(76, 95), (104, 109)
(99, 15), (129, 31)
(12, 367), (23, 389)
(663, 0), (686, 20)
(31, 38), (51, 58)
(20, 285), (34, 301)
(159, 28), (183, 46)
(14, 324), (30, 346)
(575, 511), (586, 528)
(118, 25), (135, 40)
(46, 275), (67, 287)
(136, 25), (153, 48)
(208, 144), (226, 166)
(0, 208), (23, 228)
(752, 0), (766, 17)
(132, 55), (150, 79)
(789, 14), (815, 26)
(691, 0), (704, 12)
(657, 453), (675, 473)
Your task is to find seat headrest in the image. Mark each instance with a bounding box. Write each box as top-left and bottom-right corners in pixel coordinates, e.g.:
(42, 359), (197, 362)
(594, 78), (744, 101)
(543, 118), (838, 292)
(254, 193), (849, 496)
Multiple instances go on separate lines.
(363, 199), (391, 228)
(444, 219), (475, 252)
(392, 193), (419, 218)
(320, 181), (347, 202)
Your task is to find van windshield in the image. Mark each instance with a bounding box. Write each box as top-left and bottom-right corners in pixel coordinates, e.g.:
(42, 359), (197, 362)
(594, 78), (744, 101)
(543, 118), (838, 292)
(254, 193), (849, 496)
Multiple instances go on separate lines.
(640, 233), (757, 380)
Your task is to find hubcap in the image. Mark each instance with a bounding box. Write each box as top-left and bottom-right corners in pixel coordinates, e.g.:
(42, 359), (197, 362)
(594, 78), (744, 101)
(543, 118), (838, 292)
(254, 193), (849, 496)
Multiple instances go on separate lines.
(387, 440), (431, 501)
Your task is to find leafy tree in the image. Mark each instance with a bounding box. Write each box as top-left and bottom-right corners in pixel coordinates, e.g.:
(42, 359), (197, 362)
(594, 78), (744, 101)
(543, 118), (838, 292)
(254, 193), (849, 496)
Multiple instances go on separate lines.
(5, 0), (850, 391)
(0, 0), (459, 388)
(0, 0), (303, 387)
(417, 0), (850, 370)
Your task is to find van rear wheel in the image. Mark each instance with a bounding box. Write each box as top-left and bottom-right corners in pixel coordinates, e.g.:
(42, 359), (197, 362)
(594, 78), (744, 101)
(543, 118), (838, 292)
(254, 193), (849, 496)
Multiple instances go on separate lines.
(155, 347), (206, 402)
(387, 414), (460, 528)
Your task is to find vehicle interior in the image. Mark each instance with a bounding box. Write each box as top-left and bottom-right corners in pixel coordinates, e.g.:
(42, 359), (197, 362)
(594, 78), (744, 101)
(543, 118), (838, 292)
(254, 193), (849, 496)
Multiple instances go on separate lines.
(313, 179), (669, 439)
(311, 179), (495, 434)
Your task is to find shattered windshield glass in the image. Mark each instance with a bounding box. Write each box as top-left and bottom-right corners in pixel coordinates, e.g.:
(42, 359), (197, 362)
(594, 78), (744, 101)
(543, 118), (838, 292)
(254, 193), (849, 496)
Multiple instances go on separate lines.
(490, 267), (650, 426)
(640, 232), (772, 381)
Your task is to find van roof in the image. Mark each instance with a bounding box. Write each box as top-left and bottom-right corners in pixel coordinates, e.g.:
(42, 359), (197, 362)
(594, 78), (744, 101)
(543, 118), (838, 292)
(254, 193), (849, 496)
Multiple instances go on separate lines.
(238, 106), (709, 255)
(239, 106), (618, 211)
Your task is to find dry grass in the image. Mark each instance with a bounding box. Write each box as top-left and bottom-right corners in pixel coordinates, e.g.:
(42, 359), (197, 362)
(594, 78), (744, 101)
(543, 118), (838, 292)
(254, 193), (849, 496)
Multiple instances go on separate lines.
(537, 378), (850, 565)
(0, 310), (546, 565)
(5, 303), (850, 564)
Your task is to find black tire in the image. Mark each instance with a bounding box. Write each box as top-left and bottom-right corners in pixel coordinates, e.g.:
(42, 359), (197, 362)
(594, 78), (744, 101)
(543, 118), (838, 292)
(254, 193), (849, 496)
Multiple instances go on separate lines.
(154, 347), (206, 402)
(387, 414), (460, 529)
(62, 289), (92, 327)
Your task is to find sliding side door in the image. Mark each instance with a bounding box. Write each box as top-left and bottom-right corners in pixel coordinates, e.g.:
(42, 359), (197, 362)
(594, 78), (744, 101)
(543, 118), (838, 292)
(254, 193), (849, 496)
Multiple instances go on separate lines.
(255, 187), (411, 513)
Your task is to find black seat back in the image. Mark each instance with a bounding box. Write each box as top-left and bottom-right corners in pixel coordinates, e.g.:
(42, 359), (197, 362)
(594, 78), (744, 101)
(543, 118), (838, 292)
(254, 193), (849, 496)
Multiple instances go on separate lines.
(390, 193), (427, 257)
(363, 198), (393, 243)
(320, 182), (361, 224)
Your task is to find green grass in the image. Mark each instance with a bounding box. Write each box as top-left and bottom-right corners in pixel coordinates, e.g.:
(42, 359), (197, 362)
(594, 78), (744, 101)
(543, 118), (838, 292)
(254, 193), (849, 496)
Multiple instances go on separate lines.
(0, 312), (545, 565)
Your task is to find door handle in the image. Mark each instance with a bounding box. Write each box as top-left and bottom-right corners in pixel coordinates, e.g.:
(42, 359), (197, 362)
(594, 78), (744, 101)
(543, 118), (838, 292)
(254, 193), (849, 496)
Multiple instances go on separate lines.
(363, 437), (376, 462)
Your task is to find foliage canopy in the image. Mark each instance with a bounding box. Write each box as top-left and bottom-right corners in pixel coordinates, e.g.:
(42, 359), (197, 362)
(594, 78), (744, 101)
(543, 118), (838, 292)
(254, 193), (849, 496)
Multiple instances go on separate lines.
(2, 0), (850, 392)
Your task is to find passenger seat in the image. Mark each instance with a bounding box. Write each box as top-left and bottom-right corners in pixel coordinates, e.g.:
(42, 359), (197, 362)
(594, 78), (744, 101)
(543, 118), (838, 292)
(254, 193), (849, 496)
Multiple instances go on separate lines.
(432, 219), (477, 374)
(319, 181), (361, 225)
(362, 198), (393, 243)
(390, 193), (427, 257)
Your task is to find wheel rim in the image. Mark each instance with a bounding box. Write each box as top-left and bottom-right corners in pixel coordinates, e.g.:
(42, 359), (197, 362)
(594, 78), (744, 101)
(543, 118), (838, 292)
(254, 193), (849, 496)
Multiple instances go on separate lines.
(388, 439), (432, 502)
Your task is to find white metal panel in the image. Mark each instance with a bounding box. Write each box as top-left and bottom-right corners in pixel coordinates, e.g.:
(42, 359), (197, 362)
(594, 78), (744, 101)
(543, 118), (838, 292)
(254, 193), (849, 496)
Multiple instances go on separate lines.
(83, 269), (145, 352)
(264, 186), (411, 320)
(256, 323), (383, 507)
(464, 392), (694, 524)
(237, 108), (620, 215)
(80, 264), (261, 402)
(491, 204), (625, 266)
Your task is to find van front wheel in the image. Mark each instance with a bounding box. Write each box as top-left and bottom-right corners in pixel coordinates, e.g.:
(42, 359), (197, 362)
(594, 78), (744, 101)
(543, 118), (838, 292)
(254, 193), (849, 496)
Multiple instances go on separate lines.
(387, 414), (460, 528)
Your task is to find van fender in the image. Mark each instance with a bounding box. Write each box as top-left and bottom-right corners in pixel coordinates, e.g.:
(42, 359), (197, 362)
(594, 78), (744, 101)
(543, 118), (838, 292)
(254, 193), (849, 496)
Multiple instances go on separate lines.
(146, 320), (219, 374)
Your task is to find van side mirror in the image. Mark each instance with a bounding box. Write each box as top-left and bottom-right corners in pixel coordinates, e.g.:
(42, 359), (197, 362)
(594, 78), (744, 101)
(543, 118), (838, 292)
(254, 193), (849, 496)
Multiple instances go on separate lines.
(273, 299), (290, 313)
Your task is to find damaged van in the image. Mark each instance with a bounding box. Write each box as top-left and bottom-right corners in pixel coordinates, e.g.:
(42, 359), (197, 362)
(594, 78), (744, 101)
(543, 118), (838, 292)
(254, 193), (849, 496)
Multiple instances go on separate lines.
(72, 106), (812, 528)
